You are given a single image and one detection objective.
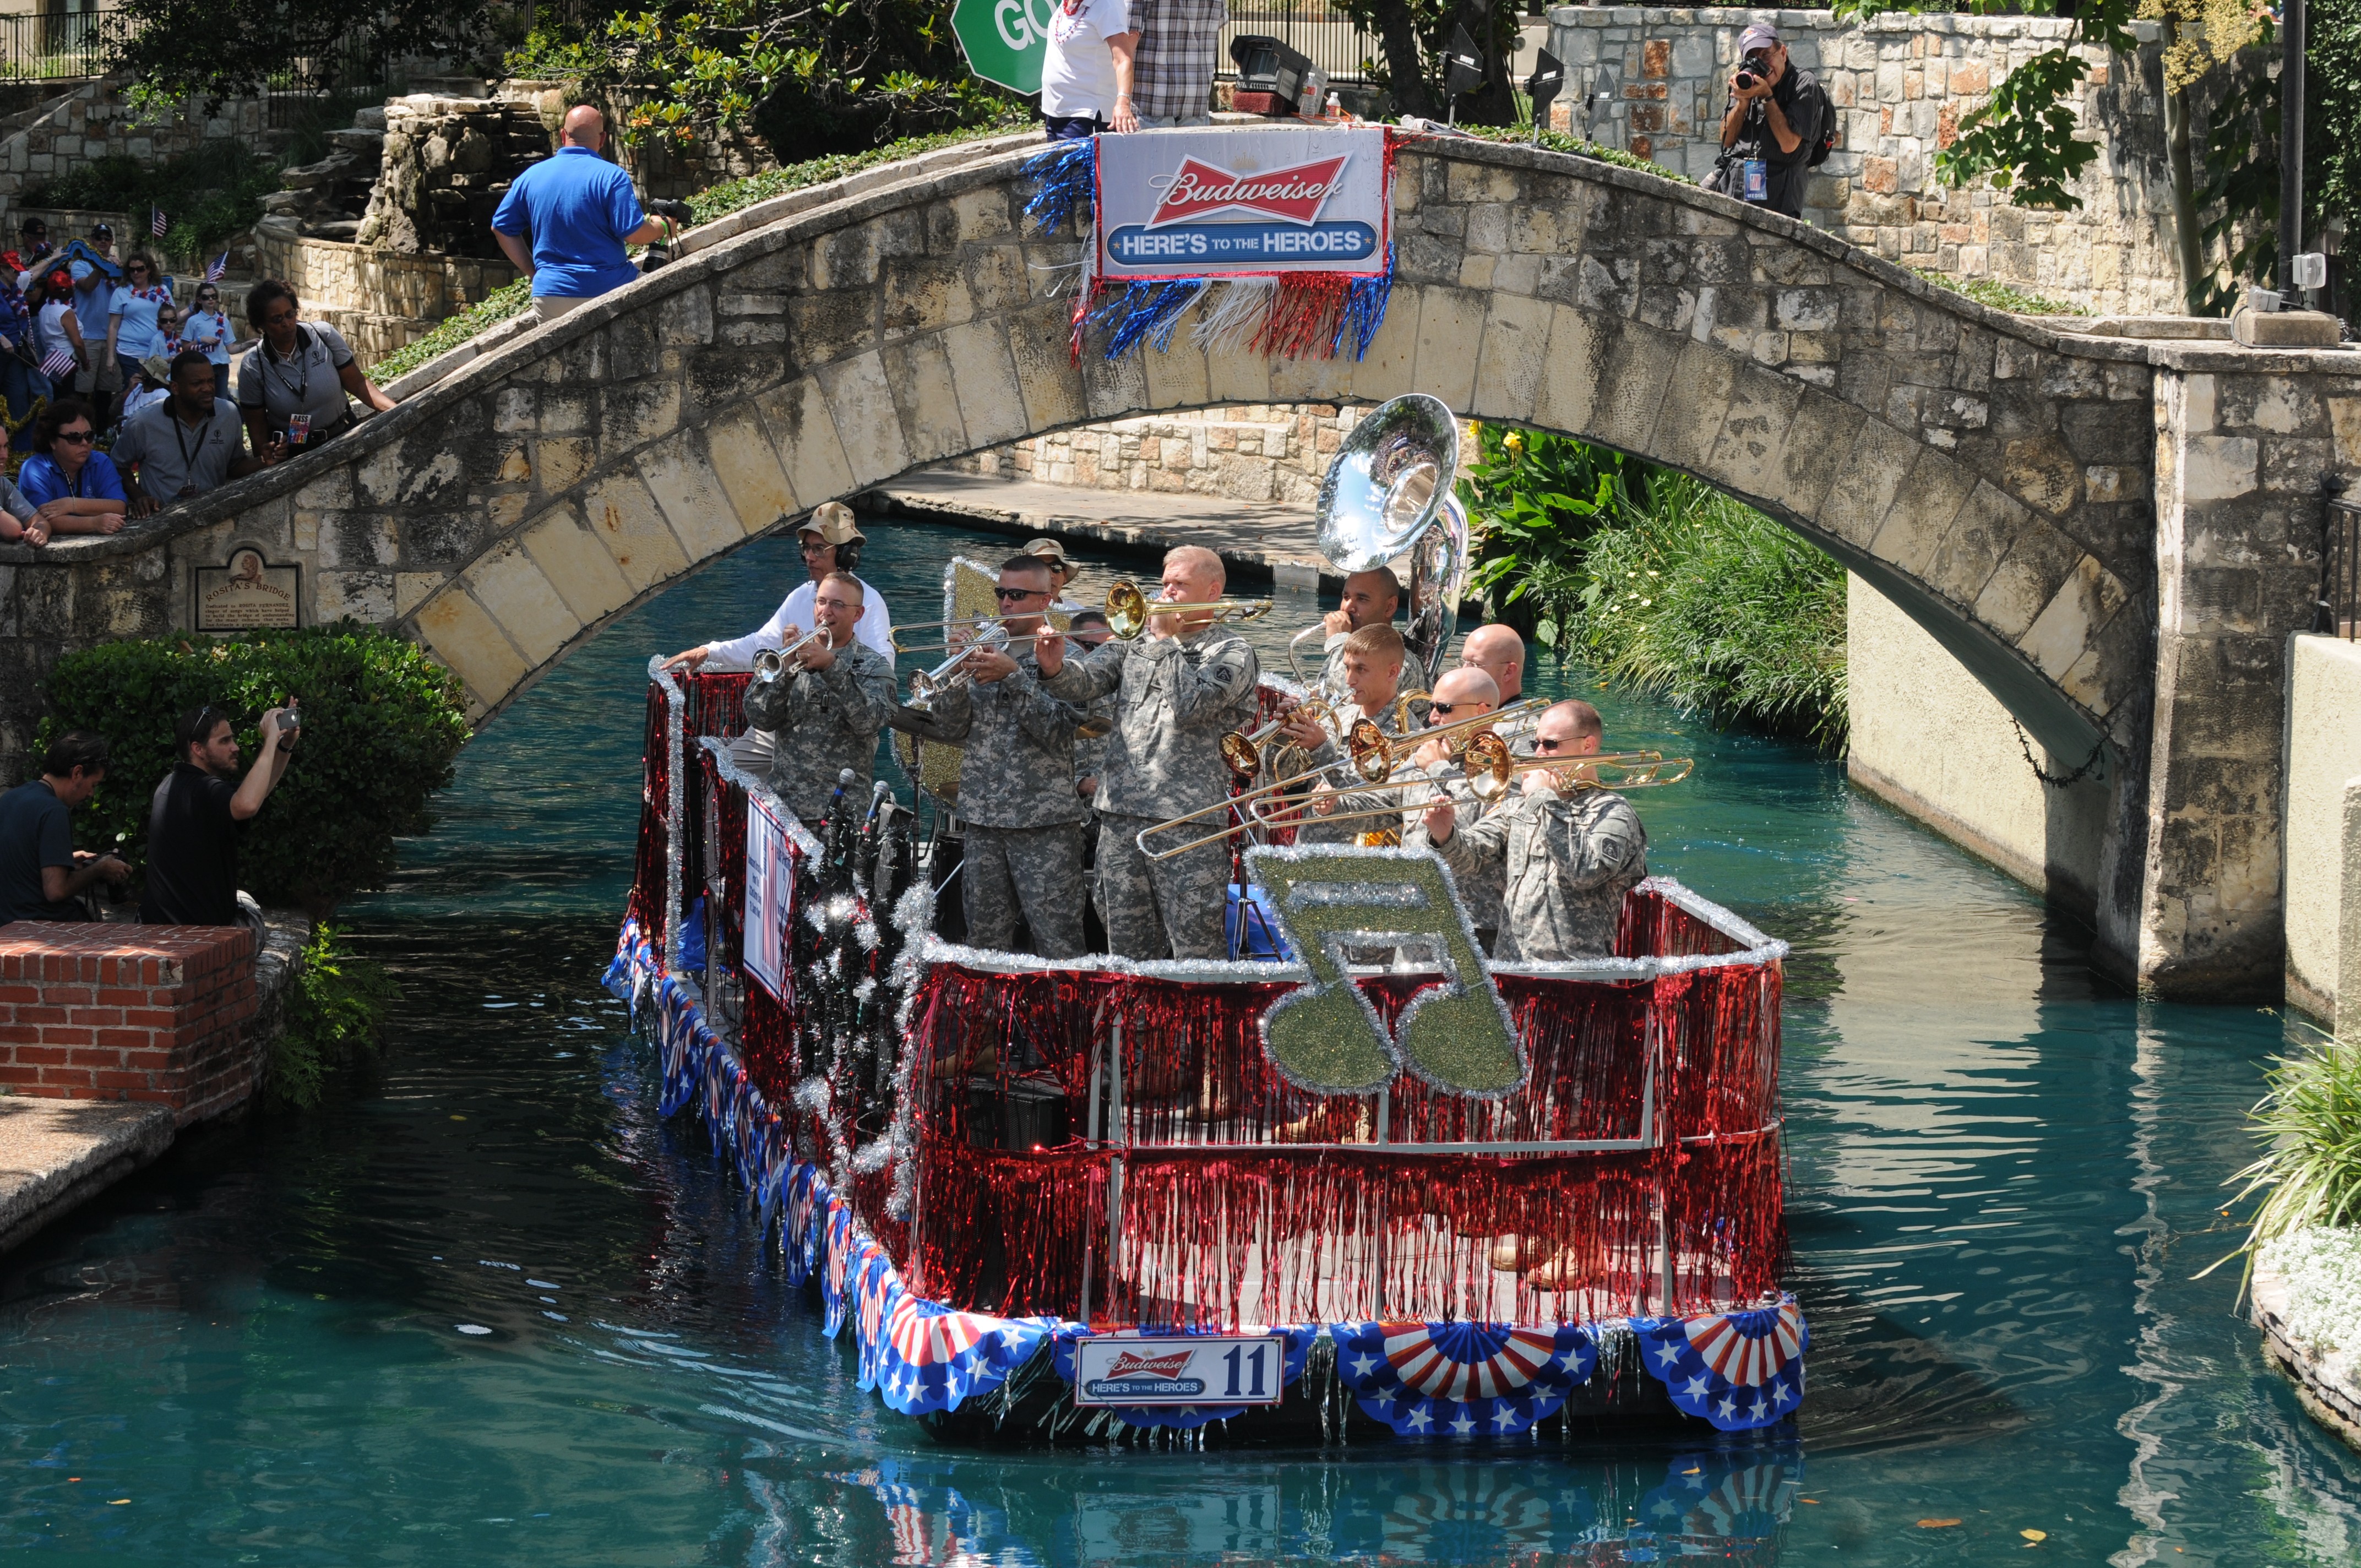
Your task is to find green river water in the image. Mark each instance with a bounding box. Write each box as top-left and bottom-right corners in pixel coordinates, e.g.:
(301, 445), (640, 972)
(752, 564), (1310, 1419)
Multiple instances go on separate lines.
(1, 520), (2354, 1565)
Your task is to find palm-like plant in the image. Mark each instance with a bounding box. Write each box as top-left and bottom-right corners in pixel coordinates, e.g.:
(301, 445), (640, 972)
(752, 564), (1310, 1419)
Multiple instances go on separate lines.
(2206, 1035), (2361, 1288)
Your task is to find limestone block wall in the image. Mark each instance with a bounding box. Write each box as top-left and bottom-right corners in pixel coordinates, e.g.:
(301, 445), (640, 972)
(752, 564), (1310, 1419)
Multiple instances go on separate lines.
(951, 403), (1363, 503)
(1845, 572), (2108, 919)
(251, 224), (520, 363)
(357, 95), (553, 257)
(1544, 7), (2246, 317)
(2283, 634), (2361, 1025)
(0, 78), (271, 225)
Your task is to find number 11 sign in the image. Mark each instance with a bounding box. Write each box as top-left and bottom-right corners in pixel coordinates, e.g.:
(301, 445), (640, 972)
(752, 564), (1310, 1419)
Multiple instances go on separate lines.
(1071, 1335), (1286, 1407)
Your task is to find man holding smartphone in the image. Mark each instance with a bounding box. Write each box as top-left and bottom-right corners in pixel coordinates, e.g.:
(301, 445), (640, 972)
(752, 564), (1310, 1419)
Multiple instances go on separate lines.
(1711, 23), (1827, 221)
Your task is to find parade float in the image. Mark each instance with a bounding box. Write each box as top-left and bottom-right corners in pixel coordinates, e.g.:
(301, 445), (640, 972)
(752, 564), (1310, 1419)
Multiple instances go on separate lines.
(605, 125), (1804, 1446)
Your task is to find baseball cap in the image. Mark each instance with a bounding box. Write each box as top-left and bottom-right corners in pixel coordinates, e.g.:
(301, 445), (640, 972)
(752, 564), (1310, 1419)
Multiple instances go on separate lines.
(798, 500), (864, 546)
(89, 222), (111, 239)
(1737, 21), (1780, 56)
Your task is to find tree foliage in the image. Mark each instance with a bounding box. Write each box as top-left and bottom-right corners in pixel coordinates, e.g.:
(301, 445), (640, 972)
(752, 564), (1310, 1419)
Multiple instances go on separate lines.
(35, 626), (470, 917)
(107, 0), (502, 106)
(1330, 0), (1523, 122)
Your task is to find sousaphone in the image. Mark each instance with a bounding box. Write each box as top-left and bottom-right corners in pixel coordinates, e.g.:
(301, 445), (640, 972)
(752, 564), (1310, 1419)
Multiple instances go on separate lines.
(1311, 393), (1473, 692)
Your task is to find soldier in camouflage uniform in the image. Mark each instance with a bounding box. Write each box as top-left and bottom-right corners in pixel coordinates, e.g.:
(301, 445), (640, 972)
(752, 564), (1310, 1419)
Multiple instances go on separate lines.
(741, 573), (897, 822)
(887, 555), (1091, 957)
(1394, 667), (1508, 949)
(1280, 624), (1425, 847)
(1036, 546), (1260, 961)
(1419, 699), (1647, 961)
(1065, 609), (1117, 794)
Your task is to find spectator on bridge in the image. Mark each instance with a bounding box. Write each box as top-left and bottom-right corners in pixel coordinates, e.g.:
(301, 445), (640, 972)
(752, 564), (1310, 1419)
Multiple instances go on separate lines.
(6, 216), (51, 284)
(1709, 21), (1827, 221)
(30, 270), (83, 396)
(14, 398), (126, 538)
(142, 701), (296, 928)
(185, 284), (232, 371)
(236, 279), (394, 458)
(121, 353), (172, 421)
(490, 106), (682, 325)
(0, 264), (36, 435)
(116, 350), (280, 517)
(1131, 0), (1223, 127)
(663, 503), (895, 669)
(1039, 0), (1139, 139)
(71, 225), (122, 426)
(0, 730), (128, 923)
(105, 253), (172, 417)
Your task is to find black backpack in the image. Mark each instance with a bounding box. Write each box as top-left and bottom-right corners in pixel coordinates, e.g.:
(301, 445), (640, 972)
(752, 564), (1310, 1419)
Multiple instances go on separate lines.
(1801, 76), (1838, 168)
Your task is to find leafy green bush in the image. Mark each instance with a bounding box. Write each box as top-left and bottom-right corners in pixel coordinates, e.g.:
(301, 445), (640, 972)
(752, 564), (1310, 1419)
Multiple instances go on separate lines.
(270, 922), (400, 1110)
(684, 121), (1027, 225)
(369, 280), (534, 381)
(1468, 126), (1699, 186)
(21, 144), (282, 265)
(1910, 267), (2078, 317)
(1462, 428), (1848, 749)
(35, 625), (470, 916)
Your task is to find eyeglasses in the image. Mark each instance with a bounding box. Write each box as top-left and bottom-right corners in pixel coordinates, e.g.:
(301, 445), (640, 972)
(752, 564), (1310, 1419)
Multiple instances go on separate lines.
(260, 307), (297, 326)
(1428, 701), (1481, 717)
(814, 598), (860, 614)
(994, 586), (1048, 601)
(55, 428), (92, 444)
(798, 539), (834, 554)
(1534, 737), (1569, 752)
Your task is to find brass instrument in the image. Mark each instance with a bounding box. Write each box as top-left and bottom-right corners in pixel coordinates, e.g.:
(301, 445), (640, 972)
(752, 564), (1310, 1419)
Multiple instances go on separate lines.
(1313, 394), (1473, 692)
(1462, 733), (1694, 804)
(1105, 579), (1274, 640)
(886, 611), (1017, 648)
(749, 625), (831, 683)
(1287, 622), (1336, 689)
(1221, 698), (1336, 778)
(907, 622), (1010, 708)
(1134, 717), (1391, 862)
(1240, 698), (1550, 832)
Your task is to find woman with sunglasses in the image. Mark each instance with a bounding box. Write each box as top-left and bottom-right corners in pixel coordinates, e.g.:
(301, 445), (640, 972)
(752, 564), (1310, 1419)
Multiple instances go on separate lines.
(14, 398), (128, 539)
(104, 253), (172, 423)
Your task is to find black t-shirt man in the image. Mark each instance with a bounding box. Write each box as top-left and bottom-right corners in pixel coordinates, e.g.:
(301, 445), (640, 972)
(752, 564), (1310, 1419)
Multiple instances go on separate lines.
(0, 780), (86, 921)
(140, 702), (296, 926)
(140, 762), (243, 925)
(1711, 26), (1825, 221)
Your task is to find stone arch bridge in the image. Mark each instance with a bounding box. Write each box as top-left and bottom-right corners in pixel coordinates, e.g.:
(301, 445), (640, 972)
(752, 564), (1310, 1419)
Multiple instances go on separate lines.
(6, 130), (2355, 997)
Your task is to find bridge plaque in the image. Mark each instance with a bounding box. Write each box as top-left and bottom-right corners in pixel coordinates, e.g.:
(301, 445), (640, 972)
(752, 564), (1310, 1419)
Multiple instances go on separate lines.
(194, 547), (300, 631)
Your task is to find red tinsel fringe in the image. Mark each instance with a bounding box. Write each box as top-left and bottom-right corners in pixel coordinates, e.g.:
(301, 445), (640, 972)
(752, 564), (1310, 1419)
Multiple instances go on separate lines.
(1254, 273), (1351, 359)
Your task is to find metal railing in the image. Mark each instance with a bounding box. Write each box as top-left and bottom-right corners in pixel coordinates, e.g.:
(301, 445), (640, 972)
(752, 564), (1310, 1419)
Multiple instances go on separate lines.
(1218, 0), (1378, 86)
(0, 6), (119, 83)
(2319, 484), (2359, 639)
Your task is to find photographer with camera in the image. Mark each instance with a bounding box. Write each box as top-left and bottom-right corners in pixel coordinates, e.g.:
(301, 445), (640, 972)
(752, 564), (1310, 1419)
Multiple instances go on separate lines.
(1710, 23), (1830, 221)
(140, 700), (298, 928)
(491, 106), (688, 323)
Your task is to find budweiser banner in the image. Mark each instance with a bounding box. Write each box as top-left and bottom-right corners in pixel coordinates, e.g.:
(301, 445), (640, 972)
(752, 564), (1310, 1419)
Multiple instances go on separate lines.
(1094, 125), (1390, 281)
(1022, 126), (1403, 364)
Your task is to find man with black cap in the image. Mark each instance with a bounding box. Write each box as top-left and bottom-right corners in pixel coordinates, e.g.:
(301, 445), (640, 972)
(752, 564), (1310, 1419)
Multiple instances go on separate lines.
(1710, 22), (1827, 221)
(663, 502), (895, 669)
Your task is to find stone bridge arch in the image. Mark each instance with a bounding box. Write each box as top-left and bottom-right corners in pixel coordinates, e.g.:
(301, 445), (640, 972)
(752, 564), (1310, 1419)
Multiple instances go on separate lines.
(37, 129), (2357, 995)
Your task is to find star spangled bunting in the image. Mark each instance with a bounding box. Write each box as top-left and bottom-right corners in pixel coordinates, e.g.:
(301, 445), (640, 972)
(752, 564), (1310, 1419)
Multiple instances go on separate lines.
(1332, 1320), (1597, 1438)
(204, 251), (228, 283)
(1630, 1298), (1809, 1432)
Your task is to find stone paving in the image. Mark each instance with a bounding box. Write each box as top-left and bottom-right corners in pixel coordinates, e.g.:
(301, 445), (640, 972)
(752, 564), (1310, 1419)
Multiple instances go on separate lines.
(0, 1098), (173, 1254)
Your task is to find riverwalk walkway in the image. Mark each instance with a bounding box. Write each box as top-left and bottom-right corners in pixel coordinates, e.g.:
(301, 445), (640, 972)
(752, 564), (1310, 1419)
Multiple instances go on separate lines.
(863, 472), (1335, 590)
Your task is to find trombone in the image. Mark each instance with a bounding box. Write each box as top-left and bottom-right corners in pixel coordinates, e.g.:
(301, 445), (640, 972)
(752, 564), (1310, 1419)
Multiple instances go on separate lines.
(1105, 579), (1273, 640)
(1239, 699), (1549, 830)
(1462, 734), (1694, 803)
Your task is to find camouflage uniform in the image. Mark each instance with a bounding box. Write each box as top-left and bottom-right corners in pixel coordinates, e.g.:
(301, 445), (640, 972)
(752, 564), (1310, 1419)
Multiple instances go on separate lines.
(741, 640), (897, 821)
(1287, 693), (1424, 846)
(886, 652), (1090, 958)
(1430, 787), (1647, 961)
(1397, 760), (1506, 948)
(1041, 627), (1260, 960)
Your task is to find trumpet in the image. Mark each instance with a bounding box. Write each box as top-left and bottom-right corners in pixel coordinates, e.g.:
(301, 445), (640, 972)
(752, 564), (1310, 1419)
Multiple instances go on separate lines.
(1105, 579), (1274, 640)
(1220, 697), (1337, 777)
(1461, 733), (1694, 803)
(907, 622), (1010, 708)
(750, 625), (832, 682)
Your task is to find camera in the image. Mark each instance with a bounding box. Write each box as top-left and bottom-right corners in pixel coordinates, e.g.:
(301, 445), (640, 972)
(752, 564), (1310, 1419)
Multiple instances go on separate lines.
(1734, 51), (1770, 90)
(639, 198), (697, 273)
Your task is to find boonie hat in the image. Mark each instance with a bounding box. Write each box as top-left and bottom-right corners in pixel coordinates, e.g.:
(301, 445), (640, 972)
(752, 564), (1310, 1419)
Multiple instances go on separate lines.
(138, 353), (172, 383)
(1024, 535), (1076, 575)
(798, 500), (864, 545)
(1737, 21), (1780, 56)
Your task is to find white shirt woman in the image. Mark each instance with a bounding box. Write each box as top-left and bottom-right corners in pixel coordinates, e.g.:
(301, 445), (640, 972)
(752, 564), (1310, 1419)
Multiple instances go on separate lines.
(1039, 0), (1140, 134)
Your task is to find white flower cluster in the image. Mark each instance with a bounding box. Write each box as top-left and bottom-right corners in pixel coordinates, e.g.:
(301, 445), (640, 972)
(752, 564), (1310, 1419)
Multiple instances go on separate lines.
(2259, 1226), (2361, 1373)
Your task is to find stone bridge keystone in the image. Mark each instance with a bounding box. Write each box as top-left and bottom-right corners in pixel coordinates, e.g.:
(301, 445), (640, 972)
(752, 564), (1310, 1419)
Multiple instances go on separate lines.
(4, 132), (2355, 999)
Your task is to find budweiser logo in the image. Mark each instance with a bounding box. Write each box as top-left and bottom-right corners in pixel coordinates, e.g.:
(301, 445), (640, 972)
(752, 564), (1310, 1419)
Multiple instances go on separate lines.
(1102, 1348), (1196, 1380)
(1146, 155), (1350, 228)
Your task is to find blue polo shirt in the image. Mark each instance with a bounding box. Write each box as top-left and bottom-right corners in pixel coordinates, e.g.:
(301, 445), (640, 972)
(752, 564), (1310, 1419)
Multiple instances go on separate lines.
(17, 449), (124, 507)
(489, 146), (647, 300)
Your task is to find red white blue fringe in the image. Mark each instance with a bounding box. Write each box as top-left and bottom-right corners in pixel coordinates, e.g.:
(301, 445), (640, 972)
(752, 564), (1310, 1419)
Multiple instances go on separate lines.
(606, 916), (1809, 1438)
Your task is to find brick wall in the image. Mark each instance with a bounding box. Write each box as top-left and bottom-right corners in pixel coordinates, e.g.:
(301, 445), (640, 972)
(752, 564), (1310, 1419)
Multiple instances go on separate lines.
(0, 923), (264, 1127)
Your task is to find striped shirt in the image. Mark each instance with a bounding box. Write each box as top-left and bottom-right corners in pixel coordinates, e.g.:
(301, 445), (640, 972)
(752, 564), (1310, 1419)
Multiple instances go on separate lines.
(1130, 0), (1225, 121)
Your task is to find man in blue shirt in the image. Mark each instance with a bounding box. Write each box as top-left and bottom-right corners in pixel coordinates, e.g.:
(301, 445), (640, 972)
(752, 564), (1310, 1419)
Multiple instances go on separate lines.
(489, 106), (680, 323)
(0, 730), (127, 922)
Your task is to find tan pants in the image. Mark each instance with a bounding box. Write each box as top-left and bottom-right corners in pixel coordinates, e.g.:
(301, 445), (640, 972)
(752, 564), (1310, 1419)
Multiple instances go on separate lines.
(534, 294), (594, 324)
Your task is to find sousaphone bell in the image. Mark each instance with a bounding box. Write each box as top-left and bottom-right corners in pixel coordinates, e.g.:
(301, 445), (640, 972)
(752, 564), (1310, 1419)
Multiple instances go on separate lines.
(1310, 393), (1473, 692)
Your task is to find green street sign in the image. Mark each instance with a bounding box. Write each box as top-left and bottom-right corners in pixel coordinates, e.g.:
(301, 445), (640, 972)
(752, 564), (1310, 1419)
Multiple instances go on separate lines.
(951, 0), (1055, 96)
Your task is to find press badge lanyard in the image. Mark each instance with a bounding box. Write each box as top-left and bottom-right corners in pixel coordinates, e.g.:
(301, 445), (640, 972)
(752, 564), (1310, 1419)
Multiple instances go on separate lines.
(170, 405), (211, 493)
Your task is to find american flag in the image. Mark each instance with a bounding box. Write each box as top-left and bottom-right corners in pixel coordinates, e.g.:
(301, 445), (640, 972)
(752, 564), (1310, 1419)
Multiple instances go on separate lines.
(39, 346), (75, 380)
(150, 206), (167, 238)
(204, 251), (227, 283)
